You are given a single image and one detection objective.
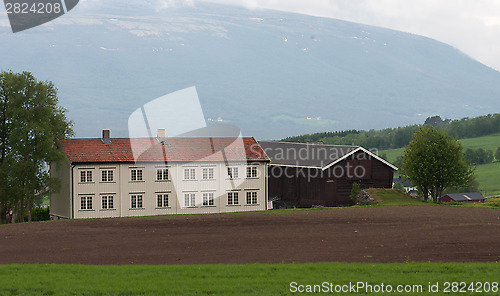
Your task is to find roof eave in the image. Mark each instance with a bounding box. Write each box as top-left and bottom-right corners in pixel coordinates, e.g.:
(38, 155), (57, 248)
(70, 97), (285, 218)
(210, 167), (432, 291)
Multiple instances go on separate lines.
(321, 146), (399, 171)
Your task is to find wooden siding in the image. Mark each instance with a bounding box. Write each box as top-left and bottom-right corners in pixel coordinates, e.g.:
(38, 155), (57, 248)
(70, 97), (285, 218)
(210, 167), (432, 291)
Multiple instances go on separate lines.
(269, 150), (394, 208)
(49, 160), (72, 218)
(51, 161), (267, 219)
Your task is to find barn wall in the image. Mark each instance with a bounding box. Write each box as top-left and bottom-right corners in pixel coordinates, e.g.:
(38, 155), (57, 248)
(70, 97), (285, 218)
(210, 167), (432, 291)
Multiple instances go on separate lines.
(324, 151), (394, 205)
(441, 195), (454, 202)
(268, 150), (394, 207)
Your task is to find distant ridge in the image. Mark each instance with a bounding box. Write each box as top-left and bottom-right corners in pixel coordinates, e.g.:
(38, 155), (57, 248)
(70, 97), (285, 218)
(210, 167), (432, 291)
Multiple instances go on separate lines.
(1, 1), (500, 139)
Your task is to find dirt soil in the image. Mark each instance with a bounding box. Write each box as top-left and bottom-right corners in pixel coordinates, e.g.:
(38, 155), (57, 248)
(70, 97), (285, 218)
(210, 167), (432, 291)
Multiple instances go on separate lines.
(0, 206), (499, 265)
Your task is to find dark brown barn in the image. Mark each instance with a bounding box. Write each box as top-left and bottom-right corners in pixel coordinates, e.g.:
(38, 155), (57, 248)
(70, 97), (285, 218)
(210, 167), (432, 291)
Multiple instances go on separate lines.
(259, 141), (398, 207)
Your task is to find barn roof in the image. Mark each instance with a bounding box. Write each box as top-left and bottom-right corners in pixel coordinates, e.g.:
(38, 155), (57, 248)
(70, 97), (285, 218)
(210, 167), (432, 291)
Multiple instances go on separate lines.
(443, 192), (486, 202)
(258, 141), (398, 170)
(59, 137), (269, 163)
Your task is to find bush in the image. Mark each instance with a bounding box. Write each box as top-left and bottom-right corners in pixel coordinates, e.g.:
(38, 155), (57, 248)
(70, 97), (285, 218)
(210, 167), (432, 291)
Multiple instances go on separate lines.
(28, 207), (50, 222)
(393, 182), (405, 193)
(465, 148), (494, 165)
(350, 182), (361, 203)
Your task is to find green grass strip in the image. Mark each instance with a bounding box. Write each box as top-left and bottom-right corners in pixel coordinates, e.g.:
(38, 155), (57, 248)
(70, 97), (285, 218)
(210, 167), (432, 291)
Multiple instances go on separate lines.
(0, 263), (498, 295)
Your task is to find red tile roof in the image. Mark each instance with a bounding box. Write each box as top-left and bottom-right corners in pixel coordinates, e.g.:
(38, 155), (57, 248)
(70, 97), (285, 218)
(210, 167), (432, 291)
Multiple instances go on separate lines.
(59, 137), (269, 163)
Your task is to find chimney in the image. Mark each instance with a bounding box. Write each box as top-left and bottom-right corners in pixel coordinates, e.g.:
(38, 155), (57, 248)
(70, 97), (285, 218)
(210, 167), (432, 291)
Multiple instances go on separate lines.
(157, 129), (166, 138)
(157, 128), (166, 143)
(102, 129), (111, 143)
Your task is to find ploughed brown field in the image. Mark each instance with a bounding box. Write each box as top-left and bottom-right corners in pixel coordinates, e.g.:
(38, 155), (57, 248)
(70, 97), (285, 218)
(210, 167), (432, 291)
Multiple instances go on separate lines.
(0, 206), (499, 265)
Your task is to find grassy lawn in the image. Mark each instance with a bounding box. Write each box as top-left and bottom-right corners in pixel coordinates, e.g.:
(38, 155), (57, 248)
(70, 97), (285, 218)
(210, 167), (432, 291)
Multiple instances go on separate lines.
(0, 263), (498, 295)
(444, 197), (500, 209)
(474, 162), (500, 196)
(381, 147), (404, 164)
(367, 188), (425, 206)
(459, 133), (500, 152)
(382, 133), (500, 164)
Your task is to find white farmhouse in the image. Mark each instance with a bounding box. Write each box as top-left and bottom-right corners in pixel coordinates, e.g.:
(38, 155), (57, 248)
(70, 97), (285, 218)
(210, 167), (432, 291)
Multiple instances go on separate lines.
(50, 130), (270, 219)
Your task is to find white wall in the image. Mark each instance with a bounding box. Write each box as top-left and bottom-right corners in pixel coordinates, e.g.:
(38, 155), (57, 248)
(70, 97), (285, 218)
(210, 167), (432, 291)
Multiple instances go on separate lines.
(49, 160), (72, 218)
(68, 161), (267, 219)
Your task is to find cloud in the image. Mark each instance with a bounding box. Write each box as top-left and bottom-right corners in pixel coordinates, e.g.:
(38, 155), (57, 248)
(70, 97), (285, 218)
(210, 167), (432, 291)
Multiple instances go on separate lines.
(77, 0), (195, 11)
(146, 0), (195, 11)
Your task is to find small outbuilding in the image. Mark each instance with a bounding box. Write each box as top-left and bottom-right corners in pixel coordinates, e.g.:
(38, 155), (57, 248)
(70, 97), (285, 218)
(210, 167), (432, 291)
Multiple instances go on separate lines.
(258, 141), (398, 208)
(441, 192), (486, 203)
(393, 177), (417, 193)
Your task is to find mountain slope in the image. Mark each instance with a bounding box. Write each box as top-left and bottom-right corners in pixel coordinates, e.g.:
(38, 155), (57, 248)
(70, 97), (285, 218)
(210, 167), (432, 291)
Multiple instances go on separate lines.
(1, 1), (500, 138)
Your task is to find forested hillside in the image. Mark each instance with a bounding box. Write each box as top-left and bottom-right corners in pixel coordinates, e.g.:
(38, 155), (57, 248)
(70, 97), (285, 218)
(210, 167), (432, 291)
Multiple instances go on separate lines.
(282, 113), (500, 150)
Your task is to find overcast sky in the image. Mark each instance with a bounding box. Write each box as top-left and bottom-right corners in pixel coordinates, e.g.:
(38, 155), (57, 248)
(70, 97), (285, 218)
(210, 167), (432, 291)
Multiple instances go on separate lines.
(203, 0), (500, 72)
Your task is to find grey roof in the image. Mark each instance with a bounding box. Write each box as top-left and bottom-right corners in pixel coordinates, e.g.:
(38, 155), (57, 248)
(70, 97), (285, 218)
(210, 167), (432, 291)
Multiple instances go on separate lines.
(444, 192), (485, 202)
(393, 177), (414, 187)
(259, 141), (358, 168)
(260, 140), (396, 170)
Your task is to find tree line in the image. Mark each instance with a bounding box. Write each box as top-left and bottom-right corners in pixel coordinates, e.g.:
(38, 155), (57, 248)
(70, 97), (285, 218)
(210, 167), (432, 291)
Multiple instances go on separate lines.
(465, 148), (500, 165)
(0, 71), (73, 223)
(282, 114), (500, 150)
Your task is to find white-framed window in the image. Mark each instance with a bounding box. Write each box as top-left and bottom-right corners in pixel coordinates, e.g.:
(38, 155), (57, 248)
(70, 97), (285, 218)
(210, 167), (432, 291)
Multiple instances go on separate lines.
(156, 168), (169, 181)
(80, 170), (93, 183)
(157, 194), (169, 208)
(228, 192), (239, 205)
(246, 191), (258, 205)
(184, 193), (196, 207)
(131, 169), (143, 181)
(246, 166), (258, 178)
(102, 195), (114, 209)
(227, 167), (239, 179)
(80, 196), (92, 210)
(131, 195), (143, 208)
(203, 193), (214, 206)
(202, 168), (215, 180)
(101, 170), (114, 182)
(184, 168), (196, 180)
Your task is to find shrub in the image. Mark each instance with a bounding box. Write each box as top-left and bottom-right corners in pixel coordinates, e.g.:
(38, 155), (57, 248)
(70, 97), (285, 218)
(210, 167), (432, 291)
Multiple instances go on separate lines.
(27, 207), (50, 222)
(350, 182), (361, 203)
(393, 182), (405, 193)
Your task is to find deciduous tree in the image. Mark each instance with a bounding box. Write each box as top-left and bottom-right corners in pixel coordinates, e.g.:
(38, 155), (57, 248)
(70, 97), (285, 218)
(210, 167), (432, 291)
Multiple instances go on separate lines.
(401, 126), (474, 203)
(0, 70), (73, 223)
